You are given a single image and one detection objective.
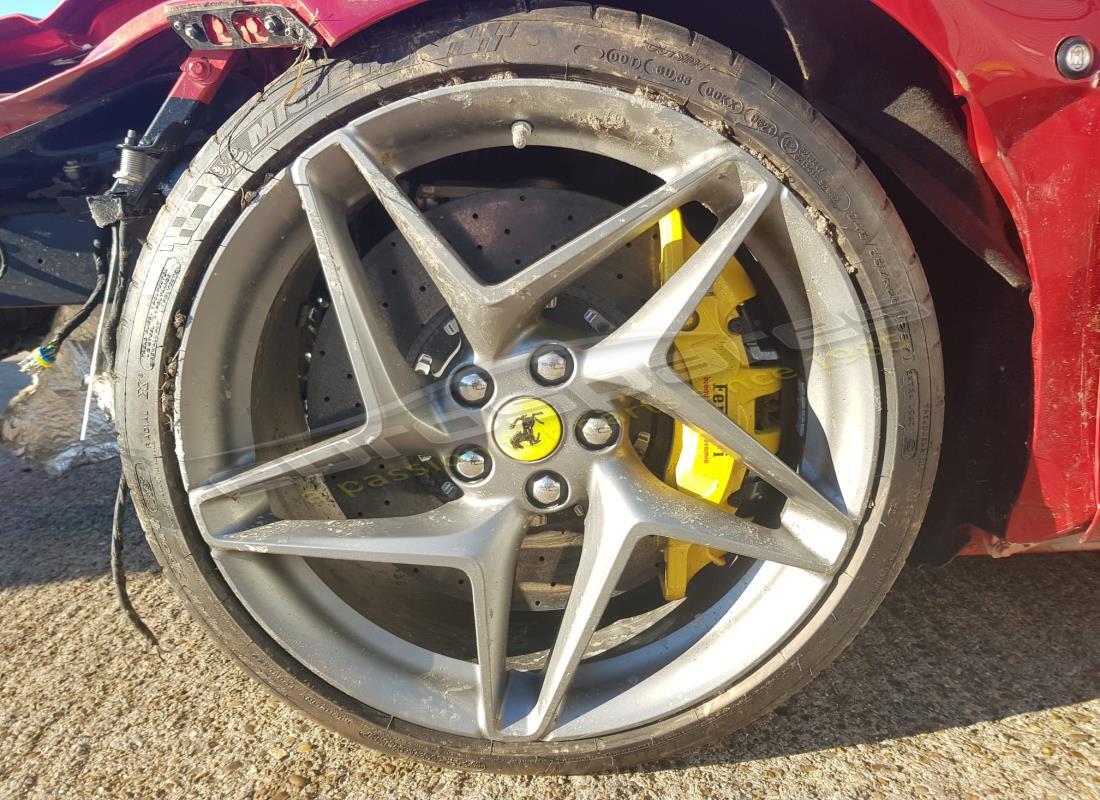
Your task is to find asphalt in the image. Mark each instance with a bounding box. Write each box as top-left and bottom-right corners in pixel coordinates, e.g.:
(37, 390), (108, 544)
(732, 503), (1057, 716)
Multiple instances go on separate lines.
(0, 443), (1097, 799)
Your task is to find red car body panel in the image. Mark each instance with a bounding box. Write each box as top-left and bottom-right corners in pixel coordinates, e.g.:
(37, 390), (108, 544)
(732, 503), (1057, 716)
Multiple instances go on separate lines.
(0, 1), (176, 137)
(865, 1), (1100, 549)
(1, 0), (1097, 551)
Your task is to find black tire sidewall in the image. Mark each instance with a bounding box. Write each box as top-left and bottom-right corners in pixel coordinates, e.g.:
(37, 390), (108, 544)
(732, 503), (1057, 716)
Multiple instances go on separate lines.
(114, 3), (943, 773)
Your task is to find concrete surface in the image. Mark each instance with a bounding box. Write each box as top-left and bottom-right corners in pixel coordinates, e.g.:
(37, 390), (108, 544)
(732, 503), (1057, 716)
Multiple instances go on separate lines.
(0, 354), (32, 415)
(0, 309), (117, 474)
(0, 446), (1096, 800)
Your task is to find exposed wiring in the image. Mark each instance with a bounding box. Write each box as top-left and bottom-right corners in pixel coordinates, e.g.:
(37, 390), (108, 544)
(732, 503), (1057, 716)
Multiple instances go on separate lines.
(282, 7), (320, 106)
(79, 229), (119, 440)
(112, 473), (160, 649)
(282, 44), (311, 106)
(13, 226), (156, 649)
(19, 237), (109, 375)
(103, 220), (130, 371)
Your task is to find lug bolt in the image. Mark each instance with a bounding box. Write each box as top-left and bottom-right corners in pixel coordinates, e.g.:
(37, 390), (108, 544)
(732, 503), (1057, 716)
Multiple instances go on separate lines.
(511, 120), (533, 150)
(536, 352), (568, 383)
(531, 344), (573, 386)
(452, 366), (493, 407)
(527, 472), (567, 508)
(453, 446), (490, 481)
(577, 412), (620, 450)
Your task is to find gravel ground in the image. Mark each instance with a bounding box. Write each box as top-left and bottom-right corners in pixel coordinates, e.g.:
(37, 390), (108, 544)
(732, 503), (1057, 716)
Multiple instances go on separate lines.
(0, 447), (1097, 799)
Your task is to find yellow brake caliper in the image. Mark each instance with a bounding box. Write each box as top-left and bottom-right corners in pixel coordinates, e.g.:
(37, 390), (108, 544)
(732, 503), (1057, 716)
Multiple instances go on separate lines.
(658, 210), (783, 601)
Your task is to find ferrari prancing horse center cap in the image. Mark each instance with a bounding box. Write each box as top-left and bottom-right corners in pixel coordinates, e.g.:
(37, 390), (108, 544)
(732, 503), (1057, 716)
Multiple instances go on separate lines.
(493, 397), (562, 462)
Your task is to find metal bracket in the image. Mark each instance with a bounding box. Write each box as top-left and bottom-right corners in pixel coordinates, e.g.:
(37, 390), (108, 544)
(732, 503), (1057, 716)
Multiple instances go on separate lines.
(86, 51), (240, 226)
(167, 3), (318, 50)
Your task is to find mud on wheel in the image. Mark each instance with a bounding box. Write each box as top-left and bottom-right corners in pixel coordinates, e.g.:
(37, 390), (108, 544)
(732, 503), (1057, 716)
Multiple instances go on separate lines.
(114, 3), (942, 773)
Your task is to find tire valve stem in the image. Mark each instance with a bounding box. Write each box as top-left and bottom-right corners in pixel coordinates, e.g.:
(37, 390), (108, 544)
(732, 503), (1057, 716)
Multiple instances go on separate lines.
(511, 120), (533, 150)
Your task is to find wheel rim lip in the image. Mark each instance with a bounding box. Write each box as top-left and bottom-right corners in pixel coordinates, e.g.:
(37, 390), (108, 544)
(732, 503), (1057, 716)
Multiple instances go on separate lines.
(174, 79), (883, 742)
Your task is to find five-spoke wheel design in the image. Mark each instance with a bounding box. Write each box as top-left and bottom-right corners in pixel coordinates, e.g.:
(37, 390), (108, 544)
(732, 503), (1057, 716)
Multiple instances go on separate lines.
(175, 79), (881, 742)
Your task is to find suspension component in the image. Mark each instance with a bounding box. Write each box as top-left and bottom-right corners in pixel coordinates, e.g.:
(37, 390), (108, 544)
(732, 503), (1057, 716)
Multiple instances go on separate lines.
(87, 51), (239, 227)
(112, 131), (156, 186)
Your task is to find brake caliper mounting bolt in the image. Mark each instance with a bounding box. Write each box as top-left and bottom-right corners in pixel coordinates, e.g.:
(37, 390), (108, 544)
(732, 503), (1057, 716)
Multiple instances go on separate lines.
(512, 120), (534, 150)
(452, 366), (493, 407)
(528, 472), (567, 508)
(577, 411), (620, 450)
(453, 447), (490, 481)
(531, 344), (573, 386)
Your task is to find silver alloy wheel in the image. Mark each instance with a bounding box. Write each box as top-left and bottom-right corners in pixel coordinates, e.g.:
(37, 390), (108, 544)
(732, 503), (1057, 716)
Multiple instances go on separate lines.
(175, 80), (880, 742)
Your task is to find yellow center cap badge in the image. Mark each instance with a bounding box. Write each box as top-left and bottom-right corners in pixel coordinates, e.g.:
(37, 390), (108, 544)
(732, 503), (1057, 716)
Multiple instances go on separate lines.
(493, 397), (562, 462)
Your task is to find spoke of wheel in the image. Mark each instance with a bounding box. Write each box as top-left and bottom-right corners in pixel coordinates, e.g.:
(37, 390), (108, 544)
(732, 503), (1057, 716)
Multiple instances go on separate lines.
(464, 511), (529, 738)
(476, 148), (743, 338)
(208, 499), (530, 738)
(650, 379), (852, 532)
(584, 166), (779, 375)
(513, 453), (842, 739)
(335, 132), (488, 351)
(581, 170), (852, 532)
(517, 461), (638, 739)
(339, 130), (741, 359)
(191, 430), (369, 510)
(291, 156), (443, 455)
(615, 456), (846, 572)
